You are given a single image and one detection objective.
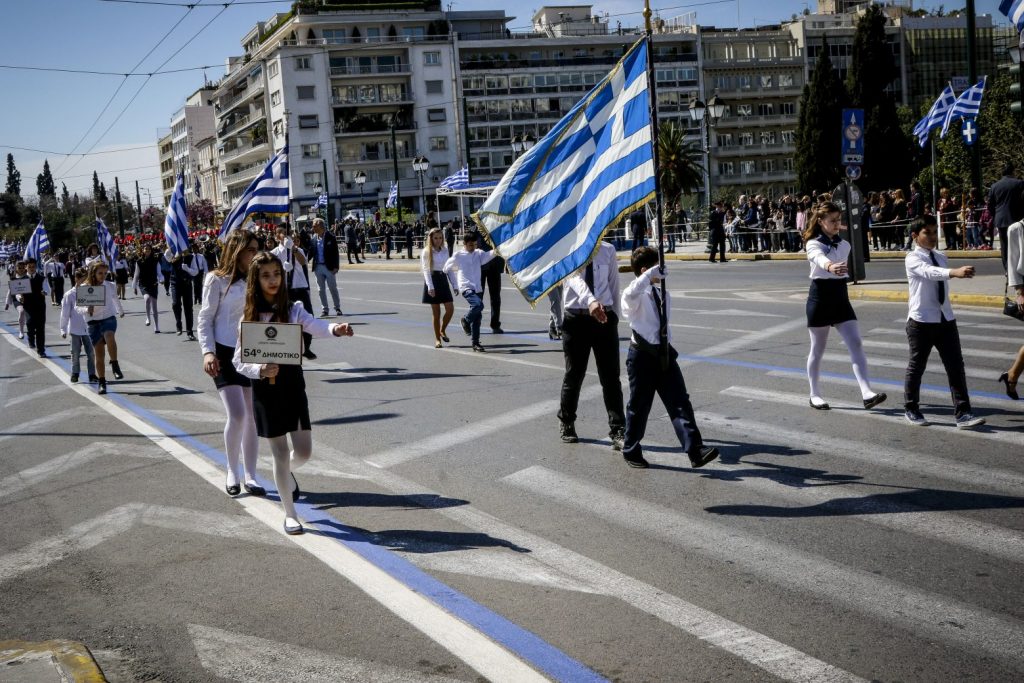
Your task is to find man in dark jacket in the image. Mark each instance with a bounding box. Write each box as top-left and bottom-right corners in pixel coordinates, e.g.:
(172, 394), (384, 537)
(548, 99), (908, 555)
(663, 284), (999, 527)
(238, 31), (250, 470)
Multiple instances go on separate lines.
(309, 218), (342, 316)
(707, 201), (727, 262)
(344, 220), (362, 264)
(987, 163), (1024, 272)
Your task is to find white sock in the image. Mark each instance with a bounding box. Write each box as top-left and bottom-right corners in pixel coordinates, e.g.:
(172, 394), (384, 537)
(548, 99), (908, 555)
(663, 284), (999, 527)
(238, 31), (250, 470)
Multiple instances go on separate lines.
(836, 320), (876, 400)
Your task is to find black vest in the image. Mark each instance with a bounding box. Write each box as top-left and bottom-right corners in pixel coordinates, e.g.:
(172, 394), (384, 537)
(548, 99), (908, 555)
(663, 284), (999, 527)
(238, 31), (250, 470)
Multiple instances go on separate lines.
(21, 273), (47, 308)
(138, 255), (160, 287)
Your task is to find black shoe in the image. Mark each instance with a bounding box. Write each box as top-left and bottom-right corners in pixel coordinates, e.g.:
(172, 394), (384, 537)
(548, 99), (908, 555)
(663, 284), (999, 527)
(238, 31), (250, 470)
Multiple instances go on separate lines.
(862, 393), (887, 409)
(688, 446), (719, 468)
(291, 473), (300, 502)
(809, 398), (830, 411)
(559, 422), (579, 444)
(177, 329), (183, 336)
(89, 374), (99, 384)
(623, 452), (649, 468)
(186, 333), (197, 341)
(472, 343), (486, 352)
(243, 482), (267, 497)
(334, 309), (343, 316)
(610, 429), (625, 452)
(491, 327), (504, 334)
(303, 349), (317, 360)
(70, 373), (79, 383)
(460, 318), (471, 336)
(225, 482), (241, 496)
(97, 378), (107, 395)
(440, 334), (450, 343)
(37, 350), (46, 358)
(998, 373), (1019, 400)
(110, 361), (123, 380)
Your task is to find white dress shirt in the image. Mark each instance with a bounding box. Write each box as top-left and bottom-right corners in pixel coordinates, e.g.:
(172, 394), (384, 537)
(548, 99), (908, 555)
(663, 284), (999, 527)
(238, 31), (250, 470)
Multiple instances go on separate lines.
(60, 288), (89, 336)
(905, 246), (956, 323)
(197, 273), (248, 353)
(232, 302), (340, 379)
(564, 241), (621, 316)
(44, 260), (65, 278)
(193, 253), (208, 275)
(1007, 221), (1024, 289)
(271, 244), (309, 290)
(621, 268), (671, 345)
(75, 281), (123, 321)
(805, 237), (850, 279)
(421, 246), (450, 287)
(443, 248), (495, 294)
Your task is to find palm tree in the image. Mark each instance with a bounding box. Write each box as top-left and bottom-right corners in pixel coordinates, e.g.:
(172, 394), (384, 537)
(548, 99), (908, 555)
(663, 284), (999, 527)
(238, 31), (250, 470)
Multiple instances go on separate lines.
(657, 122), (704, 210)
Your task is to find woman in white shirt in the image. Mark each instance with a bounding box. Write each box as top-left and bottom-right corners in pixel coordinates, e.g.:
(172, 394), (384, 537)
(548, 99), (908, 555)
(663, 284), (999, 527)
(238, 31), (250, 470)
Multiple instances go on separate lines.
(76, 260), (125, 395)
(420, 228), (454, 348)
(998, 220), (1024, 400)
(113, 256), (130, 300)
(803, 201), (885, 411)
(197, 229), (262, 497)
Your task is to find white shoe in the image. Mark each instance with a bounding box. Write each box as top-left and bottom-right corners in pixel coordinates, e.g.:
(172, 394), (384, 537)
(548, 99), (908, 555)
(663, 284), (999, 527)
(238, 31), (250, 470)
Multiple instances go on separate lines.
(283, 517), (303, 535)
(18, 332), (24, 339)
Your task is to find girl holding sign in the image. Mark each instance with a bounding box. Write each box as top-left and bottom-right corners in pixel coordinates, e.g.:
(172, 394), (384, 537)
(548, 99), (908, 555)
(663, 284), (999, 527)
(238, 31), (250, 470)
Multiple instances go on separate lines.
(4, 260), (28, 339)
(77, 260), (124, 395)
(197, 230), (260, 498)
(233, 252), (353, 535)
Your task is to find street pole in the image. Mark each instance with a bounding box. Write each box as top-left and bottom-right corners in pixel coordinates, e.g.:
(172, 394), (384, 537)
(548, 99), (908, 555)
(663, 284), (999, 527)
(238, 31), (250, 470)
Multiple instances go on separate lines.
(965, 0), (982, 192)
(321, 157), (332, 224)
(462, 97), (474, 219)
(391, 119), (403, 224)
(114, 176), (125, 239)
(135, 180), (143, 234)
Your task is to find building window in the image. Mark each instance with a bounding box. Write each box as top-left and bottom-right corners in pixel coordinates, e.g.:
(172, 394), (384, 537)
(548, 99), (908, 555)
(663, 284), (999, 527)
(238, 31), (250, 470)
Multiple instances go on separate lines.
(779, 73), (794, 87)
(430, 136), (448, 151)
(268, 62), (279, 78)
(301, 143), (320, 158)
(295, 56), (312, 70)
(782, 158), (795, 171)
(735, 104), (753, 117)
(761, 159), (778, 172)
(737, 75), (752, 90)
(759, 75), (773, 89)
(718, 161), (735, 176)
(427, 108), (446, 122)
(323, 29), (346, 44)
(425, 80), (443, 95)
(303, 172), (322, 187)
(298, 115), (318, 129)
(270, 90), (281, 106)
(781, 130), (795, 144)
(716, 133), (733, 147)
(424, 51), (441, 66)
(741, 160), (756, 175)
(366, 27), (380, 42)
(403, 27), (425, 39)
(297, 85), (315, 100)
(757, 103), (775, 116)
(781, 102), (796, 116)
(760, 131), (776, 145)
(739, 132), (754, 145)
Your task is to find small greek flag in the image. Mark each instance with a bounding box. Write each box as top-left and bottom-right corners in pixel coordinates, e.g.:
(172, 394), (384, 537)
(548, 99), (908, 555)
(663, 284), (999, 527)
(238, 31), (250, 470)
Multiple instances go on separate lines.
(475, 38), (655, 304)
(23, 221), (49, 260)
(193, 174), (201, 199)
(999, 0), (1024, 32)
(219, 147), (289, 240)
(941, 78), (987, 138)
(913, 85), (956, 148)
(95, 218), (120, 264)
(164, 173), (191, 255)
(386, 181), (398, 208)
(316, 192), (328, 208)
(439, 167), (470, 190)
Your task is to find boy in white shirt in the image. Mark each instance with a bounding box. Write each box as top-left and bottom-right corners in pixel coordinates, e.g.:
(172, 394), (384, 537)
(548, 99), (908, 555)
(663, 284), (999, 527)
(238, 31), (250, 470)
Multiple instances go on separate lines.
(443, 231), (495, 352)
(60, 267), (97, 383)
(619, 247), (719, 469)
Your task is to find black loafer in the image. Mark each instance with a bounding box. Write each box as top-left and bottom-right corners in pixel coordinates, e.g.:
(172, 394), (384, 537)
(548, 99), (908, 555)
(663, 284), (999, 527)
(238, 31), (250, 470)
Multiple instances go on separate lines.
(623, 452), (649, 469)
(226, 483), (241, 496)
(243, 482), (266, 497)
(688, 446), (719, 468)
(863, 393), (887, 410)
(440, 334), (450, 343)
(290, 473), (300, 502)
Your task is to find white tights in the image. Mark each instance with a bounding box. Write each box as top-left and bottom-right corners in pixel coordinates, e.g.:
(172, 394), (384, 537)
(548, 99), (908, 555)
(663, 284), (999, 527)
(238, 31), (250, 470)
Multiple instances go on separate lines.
(144, 294), (159, 330)
(267, 430), (312, 521)
(219, 386), (259, 487)
(807, 320), (876, 402)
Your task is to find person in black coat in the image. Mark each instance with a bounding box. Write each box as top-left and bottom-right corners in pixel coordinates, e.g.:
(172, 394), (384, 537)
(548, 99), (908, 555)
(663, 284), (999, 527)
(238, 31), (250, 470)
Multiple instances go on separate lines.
(629, 208), (647, 252)
(344, 220), (362, 264)
(308, 218), (342, 316)
(987, 163), (1024, 272)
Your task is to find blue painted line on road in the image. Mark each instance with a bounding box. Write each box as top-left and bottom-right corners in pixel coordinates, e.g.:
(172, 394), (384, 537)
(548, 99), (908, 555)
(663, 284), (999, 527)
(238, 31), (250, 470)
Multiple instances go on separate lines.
(0, 324), (607, 683)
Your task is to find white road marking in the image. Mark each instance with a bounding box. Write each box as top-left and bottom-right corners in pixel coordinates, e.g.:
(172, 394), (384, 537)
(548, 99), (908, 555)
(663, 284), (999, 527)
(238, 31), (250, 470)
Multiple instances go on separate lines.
(691, 308), (785, 318)
(259, 460), (367, 481)
(868, 326), (1023, 346)
(862, 338), (1016, 361)
(504, 466), (1024, 667)
(682, 318), (806, 367)
(720, 385), (1024, 448)
(152, 410), (225, 424)
(0, 408), (93, 445)
(402, 549), (600, 594)
(138, 506), (292, 547)
(188, 624), (467, 683)
(0, 442), (157, 500)
(4, 386), (58, 408)
(820, 351), (998, 382)
(354, 332), (568, 373)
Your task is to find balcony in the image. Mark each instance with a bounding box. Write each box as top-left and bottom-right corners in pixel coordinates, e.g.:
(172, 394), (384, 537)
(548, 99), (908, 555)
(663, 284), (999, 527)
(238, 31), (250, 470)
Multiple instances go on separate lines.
(712, 169), (797, 186)
(220, 138), (269, 164)
(329, 63), (412, 77)
(223, 162), (266, 186)
(334, 114), (416, 136)
(710, 85), (804, 99)
(718, 113), (799, 127)
(332, 90), (413, 106)
(337, 150), (415, 164)
(218, 81), (264, 115)
(702, 55), (804, 68)
(714, 142), (796, 157)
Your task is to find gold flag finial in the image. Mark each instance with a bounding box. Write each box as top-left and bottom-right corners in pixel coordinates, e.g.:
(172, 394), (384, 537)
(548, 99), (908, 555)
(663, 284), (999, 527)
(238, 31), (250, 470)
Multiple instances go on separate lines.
(643, 0), (653, 32)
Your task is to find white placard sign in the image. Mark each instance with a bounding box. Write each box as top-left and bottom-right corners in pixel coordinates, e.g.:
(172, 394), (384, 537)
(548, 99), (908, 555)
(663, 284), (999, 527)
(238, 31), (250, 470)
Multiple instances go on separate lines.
(240, 321), (303, 366)
(8, 279), (31, 295)
(76, 284), (107, 307)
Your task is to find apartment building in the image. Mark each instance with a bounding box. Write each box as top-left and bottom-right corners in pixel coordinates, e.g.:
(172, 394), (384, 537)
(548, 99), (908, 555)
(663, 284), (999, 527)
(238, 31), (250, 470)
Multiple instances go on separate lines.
(157, 132), (174, 207)
(170, 87), (217, 204)
(194, 135), (219, 209)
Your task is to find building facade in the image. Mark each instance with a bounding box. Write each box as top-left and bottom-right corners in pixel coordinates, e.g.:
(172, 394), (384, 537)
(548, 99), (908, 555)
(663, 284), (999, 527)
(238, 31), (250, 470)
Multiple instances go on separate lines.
(194, 135), (219, 211)
(170, 87), (217, 205)
(157, 132), (175, 207)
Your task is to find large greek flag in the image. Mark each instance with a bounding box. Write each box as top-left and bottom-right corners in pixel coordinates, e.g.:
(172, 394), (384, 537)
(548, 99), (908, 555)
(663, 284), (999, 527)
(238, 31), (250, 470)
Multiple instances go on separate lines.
(941, 78), (987, 137)
(95, 218), (119, 264)
(385, 181), (398, 208)
(475, 39), (654, 303)
(913, 85), (956, 147)
(999, 0), (1024, 32)
(164, 173), (190, 255)
(23, 221), (49, 260)
(219, 147), (289, 240)
(439, 167), (470, 190)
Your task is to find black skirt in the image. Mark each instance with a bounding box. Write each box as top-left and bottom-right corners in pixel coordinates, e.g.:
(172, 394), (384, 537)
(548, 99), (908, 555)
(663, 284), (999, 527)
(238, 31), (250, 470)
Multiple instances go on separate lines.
(251, 364), (310, 438)
(139, 283), (158, 298)
(422, 270), (453, 304)
(806, 278), (857, 328)
(212, 342), (251, 390)
(115, 268), (129, 285)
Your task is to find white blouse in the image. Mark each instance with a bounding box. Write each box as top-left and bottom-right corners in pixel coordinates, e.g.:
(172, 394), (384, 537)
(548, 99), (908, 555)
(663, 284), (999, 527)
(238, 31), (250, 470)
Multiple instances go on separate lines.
(75, 281), (124, 321)
(805, 237), (850, 280)
(420, 246), (450, 287)
(232, 302), (340, 380)
(197, 273), (247, 353)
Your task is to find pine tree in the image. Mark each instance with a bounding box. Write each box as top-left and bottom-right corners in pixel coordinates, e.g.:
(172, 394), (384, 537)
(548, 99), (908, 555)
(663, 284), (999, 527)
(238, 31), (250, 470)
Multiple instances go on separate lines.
(61, 182), (71, 210)
(36, 159), (56, 202)
(795, 37), (846, 195)
(92, 171), (102, 202)
(5, 153), (21, 197)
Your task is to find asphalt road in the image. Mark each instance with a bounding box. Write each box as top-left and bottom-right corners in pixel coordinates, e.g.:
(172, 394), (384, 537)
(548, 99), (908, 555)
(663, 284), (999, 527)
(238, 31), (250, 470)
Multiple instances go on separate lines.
(1, 256), (1021, 682)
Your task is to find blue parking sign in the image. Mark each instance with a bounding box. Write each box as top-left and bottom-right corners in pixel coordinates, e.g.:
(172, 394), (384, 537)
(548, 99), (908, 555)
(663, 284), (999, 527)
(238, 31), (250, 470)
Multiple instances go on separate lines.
(841, 109), (865, 164)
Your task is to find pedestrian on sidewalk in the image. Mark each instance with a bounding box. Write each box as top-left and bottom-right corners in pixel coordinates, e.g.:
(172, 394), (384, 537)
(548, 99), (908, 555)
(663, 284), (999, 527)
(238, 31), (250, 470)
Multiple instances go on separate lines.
(420, 227), (453, 348)
(309, 218), (342, 317)
(60, 267), (96, 383)
(997, 220), (1024, 400)
(802, 201), (886, 412)
(78, 260), (125, 395)
(443, 231), (494, 352)
(233, 251), (354, 535)
(987, 163), (1024, 272)
(903, 215), (985, 429)
(198, 230), (261, 498)
(619, 246), (718, 469)
(708, 201), (727, 263)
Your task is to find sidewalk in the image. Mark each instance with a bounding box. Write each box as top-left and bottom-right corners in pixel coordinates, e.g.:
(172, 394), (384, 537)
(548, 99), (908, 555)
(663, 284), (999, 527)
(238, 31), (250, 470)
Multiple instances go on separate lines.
(0, 640), (106, 682)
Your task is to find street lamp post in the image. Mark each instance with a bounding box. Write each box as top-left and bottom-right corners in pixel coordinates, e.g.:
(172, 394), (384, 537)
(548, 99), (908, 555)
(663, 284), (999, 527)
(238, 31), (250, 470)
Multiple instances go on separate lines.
(354, 171), (367, 223)
(412, 155), (430, 218)
(688, 94), (726, 210)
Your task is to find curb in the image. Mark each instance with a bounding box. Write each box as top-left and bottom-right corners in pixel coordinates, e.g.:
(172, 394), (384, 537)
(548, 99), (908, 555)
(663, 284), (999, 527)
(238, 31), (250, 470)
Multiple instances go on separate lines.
(848, 289), (1004, 308)
(0, 640), (106, 682)
(657, 250), (999, 262)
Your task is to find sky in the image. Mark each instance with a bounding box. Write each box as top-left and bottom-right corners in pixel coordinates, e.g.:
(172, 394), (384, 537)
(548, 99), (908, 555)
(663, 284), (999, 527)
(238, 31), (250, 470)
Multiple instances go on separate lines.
(0, 0), (1013, 208)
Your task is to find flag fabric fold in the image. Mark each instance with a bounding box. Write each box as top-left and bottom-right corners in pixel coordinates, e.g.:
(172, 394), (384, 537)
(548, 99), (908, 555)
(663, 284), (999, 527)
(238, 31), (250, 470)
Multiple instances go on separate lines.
(913, 85), (956, 148)
(941, 78), (987, 138)
(165, 173), (191, 255)
(219, 147), (289, 240)
(193, 174), (202, 199)
(999, 0), (1024, 32)
(23, 221), (49, 260)
(386, 181), (398, 208)
(95, 218), (119, 265)
(438, 167), (470, 190)
(315, 192), (328, 208)
(474, 38), (655, 304)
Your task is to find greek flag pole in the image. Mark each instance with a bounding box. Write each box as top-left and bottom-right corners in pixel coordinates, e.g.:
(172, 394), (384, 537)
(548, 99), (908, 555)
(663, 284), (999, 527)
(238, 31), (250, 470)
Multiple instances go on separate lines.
(930, 136), (936, 216)
(643, 0), (670, 369)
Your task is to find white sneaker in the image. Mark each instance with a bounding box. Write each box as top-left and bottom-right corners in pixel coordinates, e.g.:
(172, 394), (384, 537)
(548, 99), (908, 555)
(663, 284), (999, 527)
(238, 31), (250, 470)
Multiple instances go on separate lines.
(956, 413), (985, 429)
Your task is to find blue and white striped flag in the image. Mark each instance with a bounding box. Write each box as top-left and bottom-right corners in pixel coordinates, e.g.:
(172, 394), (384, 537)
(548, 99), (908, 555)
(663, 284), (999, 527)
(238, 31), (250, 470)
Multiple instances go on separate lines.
(219, 147), (289, 240)
(439, 167), (470, 190)
(23, 220), (49, 260)
(941, 78), (987, 138)
(385, 181), (398, 208)
(164, 173), (191, 255)
(475, 39), (655, 304)
(95, 218), (119, 264)
(193, 174), (201, 199)
(315, 192), (328, 208)
(999, 0), (1024, 32)
(913, 85), (956, 148)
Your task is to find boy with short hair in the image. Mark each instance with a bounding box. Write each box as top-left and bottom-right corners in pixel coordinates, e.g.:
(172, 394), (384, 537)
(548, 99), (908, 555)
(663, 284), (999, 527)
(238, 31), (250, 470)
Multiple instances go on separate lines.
(443, 231), (495, 352)
(20, 258), (50, 357)
(619, 247), (718, 469)
(60, 268), (97, 383)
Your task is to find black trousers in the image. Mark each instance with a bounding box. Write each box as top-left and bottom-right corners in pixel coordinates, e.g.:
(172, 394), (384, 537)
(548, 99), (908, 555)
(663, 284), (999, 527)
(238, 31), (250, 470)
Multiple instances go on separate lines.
(193, 274), (204, 304)
(346, 241), (361, 263)
(999, 225), (1009, 272)
(904, 318), (971, 417)
(708, 229), (726, 261)
(24, 304), (45, 352)
(170, 278), (194, 334)
(622, 344), (702, 458)
(558, 309), (625, 434)
(289, 287), (314, 352)
(480, 256), (503, 329)
(49, 277), (64, 305)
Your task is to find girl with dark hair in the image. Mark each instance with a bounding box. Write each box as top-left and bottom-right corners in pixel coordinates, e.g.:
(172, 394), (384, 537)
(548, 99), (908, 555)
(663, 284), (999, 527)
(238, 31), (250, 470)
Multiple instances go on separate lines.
(77, 260), (124, 395)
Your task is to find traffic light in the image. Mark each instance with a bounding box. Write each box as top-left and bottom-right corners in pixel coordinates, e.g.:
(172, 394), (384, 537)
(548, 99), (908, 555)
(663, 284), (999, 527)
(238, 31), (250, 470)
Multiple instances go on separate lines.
(1011, 63), (1022, 115)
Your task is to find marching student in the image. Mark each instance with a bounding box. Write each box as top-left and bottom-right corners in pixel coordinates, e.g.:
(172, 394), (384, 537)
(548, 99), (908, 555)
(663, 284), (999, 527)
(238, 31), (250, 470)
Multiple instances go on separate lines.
(443, 231), (495, 352)
(192, 240), (208, 305)
(547, 283), (564, 340)
(60, 267), (97, 383)
(233, 251), (354, 535)
(44, 252), (66, 306)
(132, 245), (163, 332)
(5, 260), (28, 339)
(198, 229), (261, 498)
(84, 243), (105, 267)
(420, 227), (453, 348)
(113, 253), (130, 300)
(77, 260), (124, 395)
(619, 247), (718, 469)
(167, 247), (199, 340)
(903, 216), (985, 428)
(271, 225), (316, 359)
(20, 258), (50, 357)
(802, 201), (886, 411)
